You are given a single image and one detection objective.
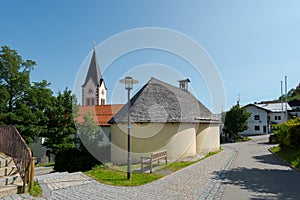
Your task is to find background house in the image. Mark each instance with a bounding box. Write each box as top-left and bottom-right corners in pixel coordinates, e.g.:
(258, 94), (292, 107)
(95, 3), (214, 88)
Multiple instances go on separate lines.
(240, 102), (292, 135)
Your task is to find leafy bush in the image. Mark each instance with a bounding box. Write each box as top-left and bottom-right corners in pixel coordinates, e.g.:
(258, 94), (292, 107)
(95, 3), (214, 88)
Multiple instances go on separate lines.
(274, 117), (300, 149)
(285, 123), (300, 148)
(54, 148), (101, 172)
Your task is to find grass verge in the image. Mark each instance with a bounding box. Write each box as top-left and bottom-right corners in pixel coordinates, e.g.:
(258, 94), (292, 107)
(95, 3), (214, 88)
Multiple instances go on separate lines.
(270, 146), (300, 169)
(84, 149), (222, 186)
(236, 136), (251, 142)
(35, 162), (55, 167)
(84, 165), (164, 186)
(27, 181), (43, 197)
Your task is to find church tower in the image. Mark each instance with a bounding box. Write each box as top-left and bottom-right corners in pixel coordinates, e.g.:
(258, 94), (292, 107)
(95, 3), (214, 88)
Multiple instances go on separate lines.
(81, 46), (107, 106)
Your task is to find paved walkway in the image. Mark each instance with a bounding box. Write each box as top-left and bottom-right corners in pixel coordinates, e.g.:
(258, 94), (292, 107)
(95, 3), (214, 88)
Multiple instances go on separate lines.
(3, 135), (300, 200)
(221, 135), (300, 200)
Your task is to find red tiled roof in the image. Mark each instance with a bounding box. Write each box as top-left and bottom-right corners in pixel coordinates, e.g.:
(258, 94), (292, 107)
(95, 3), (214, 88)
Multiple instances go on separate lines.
(77, 104), (124, 126)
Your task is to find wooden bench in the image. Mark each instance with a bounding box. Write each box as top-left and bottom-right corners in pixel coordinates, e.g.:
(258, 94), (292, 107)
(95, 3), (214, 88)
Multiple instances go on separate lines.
(141, 150), (167, 173)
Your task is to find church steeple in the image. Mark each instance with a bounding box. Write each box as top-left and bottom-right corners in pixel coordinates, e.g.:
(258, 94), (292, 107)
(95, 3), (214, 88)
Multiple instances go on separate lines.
(82, 45), (107, 106)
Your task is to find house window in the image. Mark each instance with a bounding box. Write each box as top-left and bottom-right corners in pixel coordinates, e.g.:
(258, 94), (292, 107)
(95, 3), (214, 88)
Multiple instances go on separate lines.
(275, 116), (281, 121)
(254, 126), (260, 131)
(91, 98), (95, 105)
(267, 116), (270, 121)
(86, 98), (90, 106)
(254, 115), (260, 120)
(101, 99), (105, 105)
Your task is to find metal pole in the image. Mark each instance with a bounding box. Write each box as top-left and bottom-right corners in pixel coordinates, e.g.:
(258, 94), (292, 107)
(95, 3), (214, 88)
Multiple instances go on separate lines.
(285, 76), (288, 122)
(127, 88), (131, 180)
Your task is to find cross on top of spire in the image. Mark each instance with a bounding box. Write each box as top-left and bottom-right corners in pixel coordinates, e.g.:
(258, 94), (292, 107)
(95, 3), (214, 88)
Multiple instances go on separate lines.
(93, 41), (97, 49)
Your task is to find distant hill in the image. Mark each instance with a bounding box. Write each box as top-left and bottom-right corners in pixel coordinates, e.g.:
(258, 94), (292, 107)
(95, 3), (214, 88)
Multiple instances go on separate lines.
(280, 83), (300, 102)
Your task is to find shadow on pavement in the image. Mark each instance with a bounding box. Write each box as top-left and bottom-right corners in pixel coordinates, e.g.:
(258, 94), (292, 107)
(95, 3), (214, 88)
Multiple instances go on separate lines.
(252, 154), (287, 166)
(220, 167), (300, 200)
(213, 149), (300, 199)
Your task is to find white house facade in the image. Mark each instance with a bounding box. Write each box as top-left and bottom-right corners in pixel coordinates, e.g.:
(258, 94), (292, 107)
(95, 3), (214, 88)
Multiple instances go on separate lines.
(240, 102), (292, 135)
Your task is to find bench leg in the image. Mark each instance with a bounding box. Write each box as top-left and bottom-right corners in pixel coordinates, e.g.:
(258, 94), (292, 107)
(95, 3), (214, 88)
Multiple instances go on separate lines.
(141, 158), (143, 172)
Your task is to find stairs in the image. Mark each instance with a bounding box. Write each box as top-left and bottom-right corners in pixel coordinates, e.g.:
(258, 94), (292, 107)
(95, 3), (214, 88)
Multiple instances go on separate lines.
(0, 152), (23, 198)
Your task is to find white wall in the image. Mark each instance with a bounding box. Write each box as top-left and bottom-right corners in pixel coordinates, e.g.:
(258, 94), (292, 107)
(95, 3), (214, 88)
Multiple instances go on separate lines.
(240, 106), (268, 135)
(96, 83), (107, 105)
(110, 122), (220, 164)
(111, 123), (197, 164)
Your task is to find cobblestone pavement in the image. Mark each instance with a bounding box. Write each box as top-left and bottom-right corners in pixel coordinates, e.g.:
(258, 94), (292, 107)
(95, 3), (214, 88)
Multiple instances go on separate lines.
(6, 135), (296, 200)
(2, 147), (236, 200)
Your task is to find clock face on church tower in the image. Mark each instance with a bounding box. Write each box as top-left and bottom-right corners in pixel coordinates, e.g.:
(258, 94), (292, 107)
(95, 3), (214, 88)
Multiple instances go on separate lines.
(88, 88), (93, 95)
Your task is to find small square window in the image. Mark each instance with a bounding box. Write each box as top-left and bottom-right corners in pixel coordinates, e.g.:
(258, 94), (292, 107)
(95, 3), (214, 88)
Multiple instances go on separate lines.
(254, 115), (260, 120)
(255, 126), (260, 131)
(275, 116), (278, 120)
(278, 116), (281, 120)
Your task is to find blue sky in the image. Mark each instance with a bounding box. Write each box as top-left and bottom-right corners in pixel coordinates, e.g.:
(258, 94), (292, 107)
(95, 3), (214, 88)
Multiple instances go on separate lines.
(1, 1), (300, 112)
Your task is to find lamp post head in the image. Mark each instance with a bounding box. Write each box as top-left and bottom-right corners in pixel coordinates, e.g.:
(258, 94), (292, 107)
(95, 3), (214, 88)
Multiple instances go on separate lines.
(119, 76), (138, 90)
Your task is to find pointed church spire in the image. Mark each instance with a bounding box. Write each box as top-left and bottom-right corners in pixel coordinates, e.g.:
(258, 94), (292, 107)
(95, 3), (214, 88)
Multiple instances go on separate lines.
(82, 46), (102, 87)
(82, 43), (107, 106)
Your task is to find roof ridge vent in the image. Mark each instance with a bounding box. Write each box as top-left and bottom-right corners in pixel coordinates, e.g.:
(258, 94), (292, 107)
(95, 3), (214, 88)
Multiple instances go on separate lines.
(178, 78), (190, 92)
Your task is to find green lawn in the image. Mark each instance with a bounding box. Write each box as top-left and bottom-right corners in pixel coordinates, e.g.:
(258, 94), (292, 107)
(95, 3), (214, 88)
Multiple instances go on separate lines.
(270, 146), (300, 169)
(84, 149), (222, 186)
(84, 165), (163, 186)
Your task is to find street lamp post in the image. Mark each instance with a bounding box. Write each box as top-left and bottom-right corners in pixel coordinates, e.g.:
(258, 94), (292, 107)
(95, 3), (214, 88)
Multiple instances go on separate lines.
(119, 76), (138, 180)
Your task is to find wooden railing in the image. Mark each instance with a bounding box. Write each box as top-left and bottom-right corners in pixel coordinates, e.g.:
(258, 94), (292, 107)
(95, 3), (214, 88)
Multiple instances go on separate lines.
(0, 126), (32, 192)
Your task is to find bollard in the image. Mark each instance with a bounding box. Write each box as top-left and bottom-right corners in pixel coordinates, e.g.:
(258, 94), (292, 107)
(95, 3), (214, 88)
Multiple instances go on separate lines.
(29, 157), (35, 191)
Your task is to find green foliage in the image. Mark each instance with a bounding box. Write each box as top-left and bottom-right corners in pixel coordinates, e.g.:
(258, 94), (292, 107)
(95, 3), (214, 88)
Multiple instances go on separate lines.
(28, 181), (43, 197)
(76, 111), (103, 152)
(224, 104), (251, 138)
(274, 117), (300, 149)
(235, 136), (251, 142)
(279, 83), (300, 101)
(42, 89), (78, 154)
(0, 45), (54, 143)
(0, 45), (35, 112)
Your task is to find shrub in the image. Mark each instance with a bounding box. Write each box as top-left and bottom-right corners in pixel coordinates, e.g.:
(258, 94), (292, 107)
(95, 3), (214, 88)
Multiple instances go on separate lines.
(285, 123), (300, 148)
(274, 117), (300, 149)
(54, 148), (101, 172)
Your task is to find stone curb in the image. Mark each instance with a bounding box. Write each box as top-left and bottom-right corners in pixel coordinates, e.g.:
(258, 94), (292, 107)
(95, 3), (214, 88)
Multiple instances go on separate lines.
(268, 148), (300, 173)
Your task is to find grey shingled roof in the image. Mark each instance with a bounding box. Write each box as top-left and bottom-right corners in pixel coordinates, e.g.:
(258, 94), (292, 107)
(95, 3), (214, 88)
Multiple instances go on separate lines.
(110, 77), (220, 124)
(255, 102), (292, 112)
(82, 48), (102, 87)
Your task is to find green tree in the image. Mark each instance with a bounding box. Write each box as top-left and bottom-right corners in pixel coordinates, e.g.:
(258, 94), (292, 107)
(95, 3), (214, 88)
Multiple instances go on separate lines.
(224, 104), (251, 139)
(14, 80), (54, 143)
(0, 45), (35, 113)
(42, 88), (77, 154)
(0, 46), (56, 144)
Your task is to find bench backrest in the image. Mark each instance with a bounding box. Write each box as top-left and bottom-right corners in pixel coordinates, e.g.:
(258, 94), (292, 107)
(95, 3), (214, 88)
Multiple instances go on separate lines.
(151, 150), (167, 161)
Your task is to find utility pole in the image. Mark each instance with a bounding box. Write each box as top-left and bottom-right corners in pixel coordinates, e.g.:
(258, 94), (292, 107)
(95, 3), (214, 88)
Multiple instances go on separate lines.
(285, 76), (288, 122)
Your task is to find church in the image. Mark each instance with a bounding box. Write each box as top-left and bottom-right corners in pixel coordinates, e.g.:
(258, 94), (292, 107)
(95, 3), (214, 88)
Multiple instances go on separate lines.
(81, 46), (107, 106)
(79, 47), (221, 164)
